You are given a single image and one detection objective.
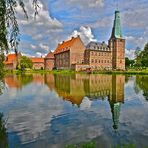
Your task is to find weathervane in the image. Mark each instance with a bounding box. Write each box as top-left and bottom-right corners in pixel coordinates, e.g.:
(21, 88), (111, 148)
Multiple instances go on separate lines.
(114, 0), (119, 10)
(116, 0), (119, 10)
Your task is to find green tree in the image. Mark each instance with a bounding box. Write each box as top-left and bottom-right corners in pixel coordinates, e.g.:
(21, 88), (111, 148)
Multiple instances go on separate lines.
(125, 57), (130, 68)
(135, 43), (148, 67)
(141, 43), (148, 67)
(125, 57), (135, 68)
(19, 56), (33, 70)
(0, 54), (5, 77)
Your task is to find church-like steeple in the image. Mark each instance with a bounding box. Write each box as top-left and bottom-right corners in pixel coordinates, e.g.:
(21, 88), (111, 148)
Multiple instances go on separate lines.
(110, 102), (121, 130)
(111, 10), (122, 39)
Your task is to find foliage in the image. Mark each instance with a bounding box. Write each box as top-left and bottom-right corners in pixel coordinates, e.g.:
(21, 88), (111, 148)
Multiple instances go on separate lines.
(0, 113), (9, 148)
(0, 54), (5, 77)
(135, 43), (148, 67)
(0, 0), (39, 53)
(125, 57), (135, 68)
(19, 56), (33, 70)
(114, 143), (136, 148)
(65, 141), (96, 148)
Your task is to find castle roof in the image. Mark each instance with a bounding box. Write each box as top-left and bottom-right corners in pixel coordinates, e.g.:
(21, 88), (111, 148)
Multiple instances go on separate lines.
(86, 41), (110, 51)
(45, 51), (55, 59)
(111, 10), (122, 39)
(31, 57), (44, 63)
(54, 36), (80, 54)
(5, 53), (21, 64)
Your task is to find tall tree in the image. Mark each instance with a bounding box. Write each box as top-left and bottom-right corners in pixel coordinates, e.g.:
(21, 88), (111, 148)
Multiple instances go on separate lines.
(141, 43), (148, 67)
(135, 43), (148, 67)
(19, 56), (33, 70)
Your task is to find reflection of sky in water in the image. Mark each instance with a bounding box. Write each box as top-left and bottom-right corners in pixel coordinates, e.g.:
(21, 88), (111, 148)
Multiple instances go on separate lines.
(0, 74), (148, 148)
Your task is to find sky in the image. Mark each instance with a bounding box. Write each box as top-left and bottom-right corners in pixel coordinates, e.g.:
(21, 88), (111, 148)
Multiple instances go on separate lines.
(15, 0), (148, 59)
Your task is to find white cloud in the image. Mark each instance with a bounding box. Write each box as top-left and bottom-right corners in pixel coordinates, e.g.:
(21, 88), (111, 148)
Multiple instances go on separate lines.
(39, 43), (49, 51)
(69, 26), (97, 45)
(67, 0), (104, 8)
(15, 0), (63, 55)
(125, 49), (136, 60)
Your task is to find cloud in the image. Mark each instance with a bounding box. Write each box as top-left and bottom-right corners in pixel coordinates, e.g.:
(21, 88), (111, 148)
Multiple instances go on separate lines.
(125, 26), (148, 49)
(69, 26), (97, 45)
(8, 0), (147, 56)
(125, 49), (136, 60)
(67, 0), (105, 8)
(15, 0), (64, 55)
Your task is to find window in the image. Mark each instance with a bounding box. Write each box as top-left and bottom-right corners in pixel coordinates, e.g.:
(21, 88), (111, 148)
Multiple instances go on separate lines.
(95, 59), (97, 63)
(91, 59), (94, 63)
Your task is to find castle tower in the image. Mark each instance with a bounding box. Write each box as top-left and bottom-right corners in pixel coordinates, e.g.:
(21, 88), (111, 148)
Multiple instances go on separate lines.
(109, 75), (125, 130)
(109, 10), (125, 70)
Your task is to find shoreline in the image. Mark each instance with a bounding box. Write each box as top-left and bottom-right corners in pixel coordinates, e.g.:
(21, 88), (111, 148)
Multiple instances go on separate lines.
(5, 69), (148, 75)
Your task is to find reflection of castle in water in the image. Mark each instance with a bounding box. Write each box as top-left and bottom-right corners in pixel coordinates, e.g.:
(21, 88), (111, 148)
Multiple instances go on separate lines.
(5, 74), (125, 129)
(45, 74), (125, 129)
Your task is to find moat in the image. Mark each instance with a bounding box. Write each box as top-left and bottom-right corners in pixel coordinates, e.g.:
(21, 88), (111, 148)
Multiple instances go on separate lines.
(0, 74), (148, 148)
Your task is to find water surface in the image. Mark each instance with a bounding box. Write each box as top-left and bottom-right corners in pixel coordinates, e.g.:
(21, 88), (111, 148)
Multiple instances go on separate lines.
(0, 74), (148, 148)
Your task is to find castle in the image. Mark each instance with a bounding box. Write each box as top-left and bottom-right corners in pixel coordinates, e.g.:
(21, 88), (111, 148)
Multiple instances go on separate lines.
(45, 10), (125, 71)
(5, 10), (125, 71)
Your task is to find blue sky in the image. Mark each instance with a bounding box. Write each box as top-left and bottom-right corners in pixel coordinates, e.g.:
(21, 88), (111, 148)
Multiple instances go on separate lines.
(15, 0), (148, 58)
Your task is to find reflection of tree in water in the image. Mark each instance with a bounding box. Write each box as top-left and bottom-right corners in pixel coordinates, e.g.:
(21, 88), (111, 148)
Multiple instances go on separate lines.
(0, 80), (4, 95)
(0, 113), (9, 148)
(0, 72), (4, 95)
(136, 76), (148, 101)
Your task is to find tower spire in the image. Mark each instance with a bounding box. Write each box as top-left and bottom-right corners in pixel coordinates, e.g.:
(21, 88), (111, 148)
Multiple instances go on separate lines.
(110, 10), (122, 39)
(116, 0), (119, 10)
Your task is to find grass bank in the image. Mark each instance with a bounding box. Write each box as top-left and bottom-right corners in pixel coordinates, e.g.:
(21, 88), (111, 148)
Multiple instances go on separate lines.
(65, 141), (148, 148)
(5, 69), (148, 75)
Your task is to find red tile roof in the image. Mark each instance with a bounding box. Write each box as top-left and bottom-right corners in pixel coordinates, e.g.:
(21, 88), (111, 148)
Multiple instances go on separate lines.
(31, 58), (44, 63)
(5, 54), (17, 65)
(45, 51), (55, 59)
(54, 36), (79, 54)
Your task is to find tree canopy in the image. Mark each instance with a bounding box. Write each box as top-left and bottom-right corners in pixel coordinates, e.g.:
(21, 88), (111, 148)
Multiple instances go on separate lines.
(135, 43), (148, 67)
(19, 56), (33, 70)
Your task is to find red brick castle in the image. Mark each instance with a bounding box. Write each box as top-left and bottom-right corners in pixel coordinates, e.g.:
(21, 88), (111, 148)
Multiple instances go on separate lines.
(44, 10), (125, 71)
(5, 10), (125, 71)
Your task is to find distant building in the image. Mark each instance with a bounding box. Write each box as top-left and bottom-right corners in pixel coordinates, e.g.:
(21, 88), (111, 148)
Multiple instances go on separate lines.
(31, 57), (44, 70)
(46, 10), (125, 71)
(84, 41), (112, 70)
(109, 10), (125, 70)
(44, 51), (55, 70)
(4, 53), (21, 70)
(54, 36), (85, 70)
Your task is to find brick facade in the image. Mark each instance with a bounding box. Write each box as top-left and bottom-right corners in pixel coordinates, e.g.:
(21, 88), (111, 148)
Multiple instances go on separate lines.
(84, 42), (112, 70)
(5, 53), (22, 70)
(54, 36), (85, 70)
(109, 38), (125, 70)
(31, 58), (44, 70)
(44, 52), (55, 70)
